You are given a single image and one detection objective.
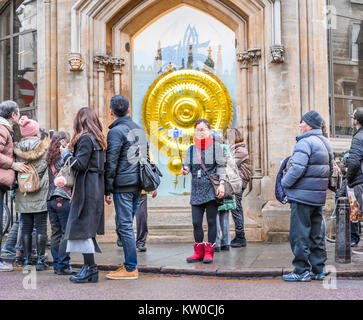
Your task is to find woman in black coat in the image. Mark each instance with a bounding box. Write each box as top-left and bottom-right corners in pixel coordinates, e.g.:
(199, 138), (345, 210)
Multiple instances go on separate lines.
(181, 119), (226, 264)
(58, 107), (106, 283)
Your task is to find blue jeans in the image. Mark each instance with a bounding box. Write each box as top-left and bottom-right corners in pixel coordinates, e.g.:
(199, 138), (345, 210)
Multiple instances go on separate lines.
(48, 198), (71, 270)
(216, 211), (230, 247)
(114, 191), (140, 272)
(231, 190), (245, 235)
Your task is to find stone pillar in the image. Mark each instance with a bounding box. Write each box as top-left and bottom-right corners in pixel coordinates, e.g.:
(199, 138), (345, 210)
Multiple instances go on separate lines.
(110, 57), (125, 95)
(237, 49), (262, 178)
(93, 55), (109, 124)
(236, 51), (250, 150)
(270, 0), (285, 63)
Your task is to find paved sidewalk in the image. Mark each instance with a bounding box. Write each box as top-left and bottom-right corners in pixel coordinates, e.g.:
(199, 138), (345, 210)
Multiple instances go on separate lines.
(69, 241), (363, 278)
(2, 241), (363, 278)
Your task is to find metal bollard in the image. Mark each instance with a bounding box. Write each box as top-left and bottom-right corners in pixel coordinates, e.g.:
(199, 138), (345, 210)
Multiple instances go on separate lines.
(335, 197), (351, 263)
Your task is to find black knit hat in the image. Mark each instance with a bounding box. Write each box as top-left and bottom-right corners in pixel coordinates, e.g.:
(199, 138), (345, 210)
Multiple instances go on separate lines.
(301, 110), (323, 129)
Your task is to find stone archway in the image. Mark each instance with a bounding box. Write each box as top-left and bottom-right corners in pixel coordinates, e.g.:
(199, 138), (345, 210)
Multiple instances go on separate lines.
(36, 0), (331, 242)
(66, 0), (275, 241)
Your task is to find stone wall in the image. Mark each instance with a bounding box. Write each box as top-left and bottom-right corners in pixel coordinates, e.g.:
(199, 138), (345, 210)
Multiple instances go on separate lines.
(34, 0), (331, 243)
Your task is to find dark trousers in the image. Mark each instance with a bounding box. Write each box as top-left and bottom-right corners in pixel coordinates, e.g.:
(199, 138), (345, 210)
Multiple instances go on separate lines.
(47, 198), (71, 270)
(230, 190), (245, 235)
(289, 201), (327, 275)
(135, 194), (148, 247)
(0, 189), (4, 261)
(351, 222), (360, 244)
(21, 212), (47, 236)
(191, 200), (218, 243)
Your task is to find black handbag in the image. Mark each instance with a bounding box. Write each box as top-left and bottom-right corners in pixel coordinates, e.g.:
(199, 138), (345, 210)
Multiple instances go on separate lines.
(139, 159), (163, 192)
(123, 123), (162, 191)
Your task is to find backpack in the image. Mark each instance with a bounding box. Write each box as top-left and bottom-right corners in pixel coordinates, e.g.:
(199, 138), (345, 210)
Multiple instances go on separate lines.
(224, 146), (243, 195)
(275, 156), (291, 204)
(18, 163), (40, 194)
(312, 136), (342, 192)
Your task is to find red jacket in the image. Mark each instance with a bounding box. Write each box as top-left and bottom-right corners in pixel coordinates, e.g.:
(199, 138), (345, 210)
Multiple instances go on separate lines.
(0, 118), (15, 187)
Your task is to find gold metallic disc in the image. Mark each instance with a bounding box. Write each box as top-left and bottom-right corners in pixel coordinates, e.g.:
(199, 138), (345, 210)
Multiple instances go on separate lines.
(142, 69), (233, 159)
(167, 157), (183, 176)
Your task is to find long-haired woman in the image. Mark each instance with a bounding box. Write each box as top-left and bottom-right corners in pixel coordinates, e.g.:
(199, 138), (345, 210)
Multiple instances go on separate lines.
(182, 119), (226, 264)
(57, 107), (106, 283)
(225, 128), (251, 247)
(46, 131), (75, 275)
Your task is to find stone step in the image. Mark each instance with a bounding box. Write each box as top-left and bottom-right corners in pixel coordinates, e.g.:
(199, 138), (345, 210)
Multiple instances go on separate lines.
(98, 223), (263, 244)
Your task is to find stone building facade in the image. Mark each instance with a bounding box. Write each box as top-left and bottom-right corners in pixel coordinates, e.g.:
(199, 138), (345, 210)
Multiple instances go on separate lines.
(1, 0), (361, 242)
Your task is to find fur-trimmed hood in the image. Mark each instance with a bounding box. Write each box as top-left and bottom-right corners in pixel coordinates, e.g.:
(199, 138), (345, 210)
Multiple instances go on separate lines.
(14, 136), (50, 161)
(0, 116), (13, 132)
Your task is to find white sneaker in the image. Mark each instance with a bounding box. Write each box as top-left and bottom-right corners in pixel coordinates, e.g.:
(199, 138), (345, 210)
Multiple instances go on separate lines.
(0, 261), (14, 272)
(352, 248), (363, 255)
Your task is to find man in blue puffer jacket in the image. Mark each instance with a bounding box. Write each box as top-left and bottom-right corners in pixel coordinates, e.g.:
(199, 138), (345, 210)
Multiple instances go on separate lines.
(281, 110), (333, 282)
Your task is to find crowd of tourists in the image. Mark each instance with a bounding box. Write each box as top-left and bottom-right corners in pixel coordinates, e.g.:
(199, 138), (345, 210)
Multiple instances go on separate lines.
(0, 96), (362, 283)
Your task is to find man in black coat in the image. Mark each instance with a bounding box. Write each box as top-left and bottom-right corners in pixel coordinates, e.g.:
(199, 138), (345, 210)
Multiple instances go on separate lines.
(104, 95), (147, 280)
(347, 107), (363, 247)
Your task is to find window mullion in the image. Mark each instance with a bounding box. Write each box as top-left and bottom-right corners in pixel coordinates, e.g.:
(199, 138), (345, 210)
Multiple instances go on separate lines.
(9, 0), (13, 101)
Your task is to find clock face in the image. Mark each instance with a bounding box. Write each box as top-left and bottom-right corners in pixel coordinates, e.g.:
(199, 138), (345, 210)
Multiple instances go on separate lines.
(142, 69), (233, 172)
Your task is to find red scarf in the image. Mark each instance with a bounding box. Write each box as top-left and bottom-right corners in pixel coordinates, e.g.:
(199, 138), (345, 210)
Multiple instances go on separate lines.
(194, 135), (214, 150)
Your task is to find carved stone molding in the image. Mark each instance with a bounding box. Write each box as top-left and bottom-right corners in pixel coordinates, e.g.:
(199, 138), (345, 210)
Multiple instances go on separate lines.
(93, 55), (110, 71)
(248, 48), (262, 66)
(93, 55), (125, 73)
(270, 45), (285, 63)
(68, 52), (84, 71)
(236, 51), (250, 69)
(237, 48), (262, 69)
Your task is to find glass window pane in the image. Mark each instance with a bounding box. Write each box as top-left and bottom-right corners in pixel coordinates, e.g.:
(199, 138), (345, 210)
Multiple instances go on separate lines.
(0, 39), (11, 101)
(132, 6), (236, 196)
(14, 0), (37, 34)
(13, 32), (37, 118)
(0, 2), (11, 38)
(329, 0), (363, 136)
(333, 98), (356, 137)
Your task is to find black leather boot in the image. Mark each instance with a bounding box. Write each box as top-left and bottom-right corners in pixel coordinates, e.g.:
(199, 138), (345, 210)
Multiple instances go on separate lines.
(230, 232), (247, 248)
(69, 264), (98, 283)
(36, 234), (48, 271)
(22, 233), (32, 270)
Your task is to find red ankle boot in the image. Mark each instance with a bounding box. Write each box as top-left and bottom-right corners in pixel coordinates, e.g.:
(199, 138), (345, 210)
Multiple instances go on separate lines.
(203, 243), (215, 263)
(186, 243), (204, 263)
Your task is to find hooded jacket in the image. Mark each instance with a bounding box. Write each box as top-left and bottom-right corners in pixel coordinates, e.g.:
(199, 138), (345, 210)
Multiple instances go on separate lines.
(281, 129), (333, 207)
(0, 117), (15, 188)
(14, 136), (50, 213)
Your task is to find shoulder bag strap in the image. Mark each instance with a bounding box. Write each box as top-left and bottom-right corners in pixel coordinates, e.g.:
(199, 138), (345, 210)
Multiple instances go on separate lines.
(311, 136), (331, 161)
(50, 163), (58, 177)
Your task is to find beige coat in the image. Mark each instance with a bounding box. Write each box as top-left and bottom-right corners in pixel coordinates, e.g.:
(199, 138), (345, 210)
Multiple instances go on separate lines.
(0, 117), (15, 187)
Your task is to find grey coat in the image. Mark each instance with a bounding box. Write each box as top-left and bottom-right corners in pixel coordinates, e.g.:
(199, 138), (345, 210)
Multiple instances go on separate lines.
(14, 136), (50, 213)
